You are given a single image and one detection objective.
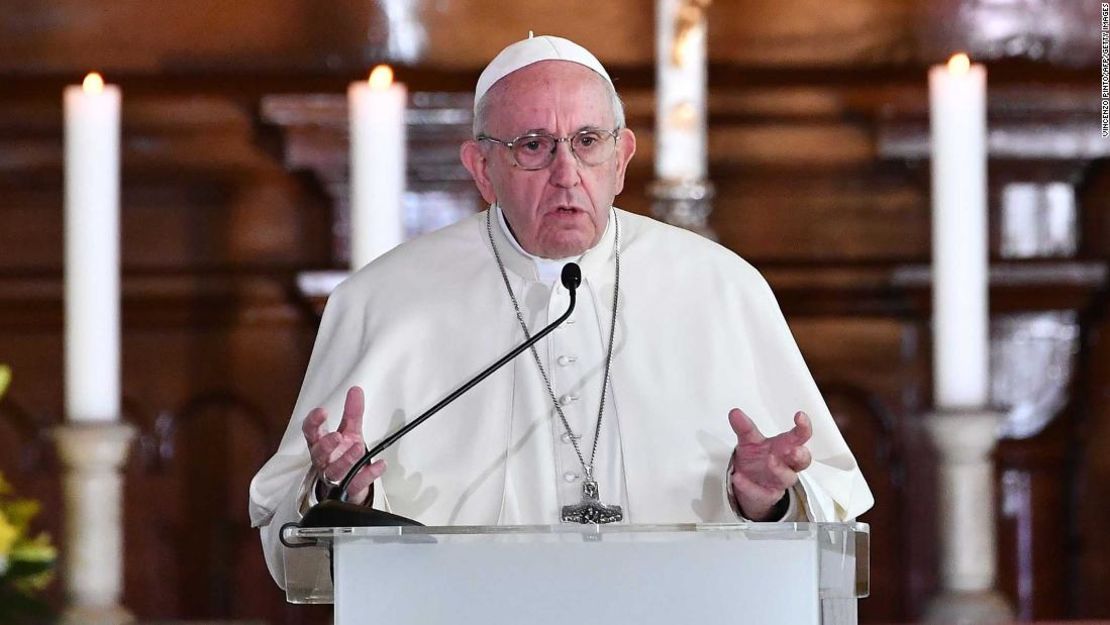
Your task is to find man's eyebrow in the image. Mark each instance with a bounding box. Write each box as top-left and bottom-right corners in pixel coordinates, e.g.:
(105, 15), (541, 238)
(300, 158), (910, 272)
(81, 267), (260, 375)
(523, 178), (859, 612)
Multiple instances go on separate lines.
(516, 125), (606, 135)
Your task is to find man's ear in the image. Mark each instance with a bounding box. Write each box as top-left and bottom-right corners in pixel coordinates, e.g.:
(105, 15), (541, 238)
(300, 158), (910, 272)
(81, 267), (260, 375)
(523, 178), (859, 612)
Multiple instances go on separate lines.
(612, 128), (637, 196)
(460, 140), (498, 205)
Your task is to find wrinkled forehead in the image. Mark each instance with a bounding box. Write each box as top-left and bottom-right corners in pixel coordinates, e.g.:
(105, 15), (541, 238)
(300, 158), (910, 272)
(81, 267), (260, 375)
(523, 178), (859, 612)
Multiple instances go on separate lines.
(481, 61), (615, 133)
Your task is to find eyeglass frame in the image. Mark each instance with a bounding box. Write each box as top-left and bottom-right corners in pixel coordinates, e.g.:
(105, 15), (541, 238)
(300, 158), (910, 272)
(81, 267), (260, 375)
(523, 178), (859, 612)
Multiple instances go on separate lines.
(475, 127), (623, 171)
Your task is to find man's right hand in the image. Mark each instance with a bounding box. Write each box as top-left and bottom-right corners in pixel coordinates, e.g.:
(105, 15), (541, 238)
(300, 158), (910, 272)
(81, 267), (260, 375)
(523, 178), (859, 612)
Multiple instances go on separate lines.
(301, 385), (386, 506)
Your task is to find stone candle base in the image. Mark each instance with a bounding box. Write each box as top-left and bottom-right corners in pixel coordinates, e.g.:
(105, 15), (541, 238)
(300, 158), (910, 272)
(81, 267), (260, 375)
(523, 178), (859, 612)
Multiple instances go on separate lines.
(924, 589), (1014, 625)
(648, 179), (716, 240)
(923, 410), (1015, 625)
(53, 422), (136, 625)
(59, 604), (136, 625)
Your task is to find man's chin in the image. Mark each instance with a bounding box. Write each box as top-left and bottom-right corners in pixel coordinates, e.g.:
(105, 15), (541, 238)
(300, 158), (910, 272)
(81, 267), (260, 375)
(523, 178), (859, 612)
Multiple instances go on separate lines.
(535, 232), (594, 259)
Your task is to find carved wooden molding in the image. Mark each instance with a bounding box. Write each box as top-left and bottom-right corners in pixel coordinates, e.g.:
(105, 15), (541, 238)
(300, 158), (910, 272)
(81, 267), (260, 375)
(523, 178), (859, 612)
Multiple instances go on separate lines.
(0, 273), (306, 329)
(917, 0), (1103, 66)
(878, 86), (1107, 161)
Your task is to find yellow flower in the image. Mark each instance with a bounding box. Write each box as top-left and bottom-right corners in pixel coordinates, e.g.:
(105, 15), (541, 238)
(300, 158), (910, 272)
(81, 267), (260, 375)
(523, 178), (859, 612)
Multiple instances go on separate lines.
(1, 499), (39, 532)
(12, 532), (57, 563)
(0, 364), (10, 401)
(0, 469), (56, 601)
(10, 536), (55, 592)
(0, 509), (17, 557)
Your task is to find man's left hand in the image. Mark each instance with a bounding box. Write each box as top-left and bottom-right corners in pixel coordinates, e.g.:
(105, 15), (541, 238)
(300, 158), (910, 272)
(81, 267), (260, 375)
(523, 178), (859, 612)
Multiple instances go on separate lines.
(728, 408), (813, 520)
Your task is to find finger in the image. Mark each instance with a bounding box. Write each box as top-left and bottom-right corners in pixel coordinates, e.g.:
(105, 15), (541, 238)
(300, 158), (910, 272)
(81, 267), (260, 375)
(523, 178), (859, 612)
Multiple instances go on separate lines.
(730, 466), (782, 503)
(316, 438), (359, 481)
(782, 445), (812, 472)
(326, 438), (368, 479)
(788, 411), (813, 445)
(346, 459), (387, 496)
(309, 432), (347, 470)
(728, 408), (765, 445)
(301, 408), (328, 445)
(348, 459), (388, 508)
(338, 386), (365, 437)
(765, 454), (799, 490)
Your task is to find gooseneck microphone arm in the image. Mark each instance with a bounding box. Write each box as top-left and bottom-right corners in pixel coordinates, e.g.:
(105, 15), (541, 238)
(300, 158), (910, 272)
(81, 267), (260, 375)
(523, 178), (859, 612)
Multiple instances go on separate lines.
(328, 262), (583, 504)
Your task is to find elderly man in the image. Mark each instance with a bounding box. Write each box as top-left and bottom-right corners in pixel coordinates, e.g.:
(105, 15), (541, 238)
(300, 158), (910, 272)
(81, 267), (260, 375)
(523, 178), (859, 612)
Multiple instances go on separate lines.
(249, 35), (872, 584)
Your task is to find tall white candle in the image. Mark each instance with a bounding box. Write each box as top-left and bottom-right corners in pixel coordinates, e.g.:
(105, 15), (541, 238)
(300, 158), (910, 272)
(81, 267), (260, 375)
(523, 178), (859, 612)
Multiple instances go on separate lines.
(929, 54), (989, 409)
(655, 0), (708, 181)
(64, 72), (122, 422)
(348, 64), (407, 271)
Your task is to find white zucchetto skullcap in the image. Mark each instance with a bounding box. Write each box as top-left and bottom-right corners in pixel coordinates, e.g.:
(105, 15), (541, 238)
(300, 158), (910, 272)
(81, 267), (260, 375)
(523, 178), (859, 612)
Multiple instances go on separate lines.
(474, 34), (613, 111)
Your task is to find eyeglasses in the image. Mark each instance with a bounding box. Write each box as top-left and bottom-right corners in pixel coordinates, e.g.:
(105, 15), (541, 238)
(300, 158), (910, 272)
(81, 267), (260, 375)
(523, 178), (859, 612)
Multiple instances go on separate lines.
(476, 128), (620, 170)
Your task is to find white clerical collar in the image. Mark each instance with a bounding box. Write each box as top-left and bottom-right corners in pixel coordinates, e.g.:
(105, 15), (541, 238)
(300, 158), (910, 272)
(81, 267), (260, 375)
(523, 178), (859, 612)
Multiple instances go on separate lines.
(494, 203), (613, 284)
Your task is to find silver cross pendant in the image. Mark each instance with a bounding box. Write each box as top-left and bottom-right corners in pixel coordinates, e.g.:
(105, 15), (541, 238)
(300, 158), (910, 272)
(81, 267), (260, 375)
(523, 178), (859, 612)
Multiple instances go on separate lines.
(561, 479), (623, 524)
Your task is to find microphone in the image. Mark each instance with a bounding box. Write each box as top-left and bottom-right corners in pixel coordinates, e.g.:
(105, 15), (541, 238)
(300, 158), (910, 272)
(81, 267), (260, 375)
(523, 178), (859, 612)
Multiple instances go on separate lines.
(293, 262), (583, 530)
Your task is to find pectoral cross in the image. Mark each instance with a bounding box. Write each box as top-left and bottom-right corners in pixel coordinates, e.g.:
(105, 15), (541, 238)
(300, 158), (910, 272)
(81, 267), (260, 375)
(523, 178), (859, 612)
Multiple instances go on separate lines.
(561, 479), (623, 524)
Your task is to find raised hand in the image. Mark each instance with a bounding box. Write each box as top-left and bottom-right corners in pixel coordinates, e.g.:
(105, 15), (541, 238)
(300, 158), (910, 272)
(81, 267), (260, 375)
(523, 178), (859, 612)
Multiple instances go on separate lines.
(728, 408), (812, 521)
(301, 386), (386, 505)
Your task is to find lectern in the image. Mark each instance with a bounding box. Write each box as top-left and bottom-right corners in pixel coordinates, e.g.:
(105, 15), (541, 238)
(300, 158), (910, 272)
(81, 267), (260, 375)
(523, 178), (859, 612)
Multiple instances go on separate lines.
(282, 522), (869, 625)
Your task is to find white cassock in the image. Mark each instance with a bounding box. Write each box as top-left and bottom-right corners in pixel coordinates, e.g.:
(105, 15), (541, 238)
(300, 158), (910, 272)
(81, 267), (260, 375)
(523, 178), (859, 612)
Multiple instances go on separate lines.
(249, 206), (873, 585)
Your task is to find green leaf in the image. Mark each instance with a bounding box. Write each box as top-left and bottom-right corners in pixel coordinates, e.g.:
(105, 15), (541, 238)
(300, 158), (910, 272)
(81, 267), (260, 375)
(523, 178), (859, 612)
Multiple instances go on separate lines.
(5, 558), (54, 578)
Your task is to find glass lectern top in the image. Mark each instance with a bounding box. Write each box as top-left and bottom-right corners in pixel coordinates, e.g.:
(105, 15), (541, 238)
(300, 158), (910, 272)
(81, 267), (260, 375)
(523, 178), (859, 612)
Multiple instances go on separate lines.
(281, 522), (869, 606)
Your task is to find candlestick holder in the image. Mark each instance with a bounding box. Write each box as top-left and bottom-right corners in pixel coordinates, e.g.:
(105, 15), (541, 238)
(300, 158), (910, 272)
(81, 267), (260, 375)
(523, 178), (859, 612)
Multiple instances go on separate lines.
(648, 178), (716, 240)
(923, 408), (1014, 625)
(53, 421), (136, 625)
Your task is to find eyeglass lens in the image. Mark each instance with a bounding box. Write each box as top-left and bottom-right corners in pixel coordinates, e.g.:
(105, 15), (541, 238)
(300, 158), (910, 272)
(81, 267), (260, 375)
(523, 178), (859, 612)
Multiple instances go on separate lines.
(512, 130), (615, 169)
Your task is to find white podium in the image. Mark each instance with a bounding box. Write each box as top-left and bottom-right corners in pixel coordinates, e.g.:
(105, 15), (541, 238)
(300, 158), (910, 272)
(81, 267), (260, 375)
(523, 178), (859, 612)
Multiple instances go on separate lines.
(282, 522), (869, 625)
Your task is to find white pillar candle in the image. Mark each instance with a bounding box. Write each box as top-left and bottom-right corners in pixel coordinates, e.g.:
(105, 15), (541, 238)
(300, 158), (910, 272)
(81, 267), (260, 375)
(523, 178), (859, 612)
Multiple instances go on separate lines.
(655, 0), (708, 181)
(64, 72), (121, 423)
(348, 64), (407, 271)
(929, 54), (989, 409)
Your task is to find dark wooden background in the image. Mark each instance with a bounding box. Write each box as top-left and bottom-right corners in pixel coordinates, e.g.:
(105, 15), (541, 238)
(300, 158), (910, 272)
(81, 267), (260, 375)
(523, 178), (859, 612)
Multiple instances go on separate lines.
(0, 1), (1107, 623)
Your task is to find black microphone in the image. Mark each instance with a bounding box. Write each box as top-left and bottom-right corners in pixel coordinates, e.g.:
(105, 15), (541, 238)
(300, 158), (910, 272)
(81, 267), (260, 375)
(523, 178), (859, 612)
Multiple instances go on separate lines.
(292, 262), (583, 531)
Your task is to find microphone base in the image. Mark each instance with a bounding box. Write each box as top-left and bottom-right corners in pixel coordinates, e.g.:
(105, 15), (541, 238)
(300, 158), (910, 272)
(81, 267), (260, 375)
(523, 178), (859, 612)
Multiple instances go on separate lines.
(299, 499), (424, 528)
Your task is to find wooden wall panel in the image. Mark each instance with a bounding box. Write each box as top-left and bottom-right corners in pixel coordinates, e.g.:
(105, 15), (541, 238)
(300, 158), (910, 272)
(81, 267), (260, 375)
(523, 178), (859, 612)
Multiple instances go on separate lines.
(709, 167), (928, 263)
(0, 1), (376, 74)
(996, 421), (1073, 621)
(790, 316), (928, 622)
(0, 0), (917, 74)
(1076, 309), (1110, 618)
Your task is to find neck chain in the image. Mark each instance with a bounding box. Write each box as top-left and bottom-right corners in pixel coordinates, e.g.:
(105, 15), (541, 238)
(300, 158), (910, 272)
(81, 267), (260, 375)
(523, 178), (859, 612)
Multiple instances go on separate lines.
(486, 207), (624, 523)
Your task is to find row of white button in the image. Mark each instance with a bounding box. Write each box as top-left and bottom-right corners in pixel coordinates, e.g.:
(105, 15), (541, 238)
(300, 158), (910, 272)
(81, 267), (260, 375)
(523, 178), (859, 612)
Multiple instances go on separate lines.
(558, 392), (580, 406)
(552, 302), (583, 491)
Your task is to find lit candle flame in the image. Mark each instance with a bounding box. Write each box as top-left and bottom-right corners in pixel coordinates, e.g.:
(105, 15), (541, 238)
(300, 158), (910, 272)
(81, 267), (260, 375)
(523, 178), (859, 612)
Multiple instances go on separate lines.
(82, 72), (105, 94)
(947, 53), (971, 75)
(368, 65), (394, 91)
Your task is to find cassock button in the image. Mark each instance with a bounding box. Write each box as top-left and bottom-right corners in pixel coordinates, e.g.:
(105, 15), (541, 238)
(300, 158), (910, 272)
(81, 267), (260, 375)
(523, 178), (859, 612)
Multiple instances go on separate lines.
(560, 432), (580, 444)
(557, 355), (577, 367)
(563, 472), (580, 482)
(558, 393), (579, 406)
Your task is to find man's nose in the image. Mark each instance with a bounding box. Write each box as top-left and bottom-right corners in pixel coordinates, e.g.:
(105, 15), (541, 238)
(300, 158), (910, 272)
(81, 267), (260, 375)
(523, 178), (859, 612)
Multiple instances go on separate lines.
(548, 140), (580, 188)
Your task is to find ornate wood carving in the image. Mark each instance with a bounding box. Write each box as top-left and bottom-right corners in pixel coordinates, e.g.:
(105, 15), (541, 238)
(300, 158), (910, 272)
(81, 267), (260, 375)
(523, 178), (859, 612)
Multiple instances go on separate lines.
(261, 91), (479, 264)
(917, 0), (1103, 66)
